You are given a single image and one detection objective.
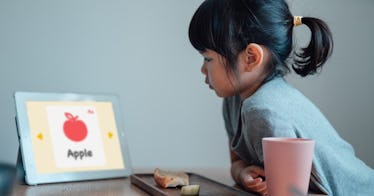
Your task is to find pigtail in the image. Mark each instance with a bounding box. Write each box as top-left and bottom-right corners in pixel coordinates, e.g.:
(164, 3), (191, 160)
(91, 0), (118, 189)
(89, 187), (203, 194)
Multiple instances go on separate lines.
(293, 17), (333, 77)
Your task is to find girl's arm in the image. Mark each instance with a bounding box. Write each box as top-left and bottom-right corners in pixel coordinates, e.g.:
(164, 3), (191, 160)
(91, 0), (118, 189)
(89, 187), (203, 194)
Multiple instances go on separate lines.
(230, 149), (268, 195)
(230, 150), (246, 183)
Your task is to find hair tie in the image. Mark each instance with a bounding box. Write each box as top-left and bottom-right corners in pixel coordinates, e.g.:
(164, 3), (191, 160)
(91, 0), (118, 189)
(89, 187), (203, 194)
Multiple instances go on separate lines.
(293, 16), (303, 26)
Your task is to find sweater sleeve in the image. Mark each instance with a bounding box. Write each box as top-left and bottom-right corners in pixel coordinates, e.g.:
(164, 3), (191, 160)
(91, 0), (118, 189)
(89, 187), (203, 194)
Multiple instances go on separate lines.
(242, 108), (297, 164)
(222, 98), (235, 140)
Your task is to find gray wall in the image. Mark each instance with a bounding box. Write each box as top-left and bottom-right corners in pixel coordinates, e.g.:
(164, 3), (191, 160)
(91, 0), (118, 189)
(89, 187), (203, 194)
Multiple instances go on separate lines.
(1, 0), (373, 171)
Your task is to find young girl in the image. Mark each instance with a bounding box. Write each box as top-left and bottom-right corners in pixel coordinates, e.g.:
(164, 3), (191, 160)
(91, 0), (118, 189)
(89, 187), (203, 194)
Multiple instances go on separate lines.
(189, 0), (374, 195)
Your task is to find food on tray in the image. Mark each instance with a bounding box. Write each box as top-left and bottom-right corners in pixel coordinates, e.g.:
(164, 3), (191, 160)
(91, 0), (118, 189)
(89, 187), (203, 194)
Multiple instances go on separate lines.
(153, 168), (189, 188)
(181, 184), (200, 195)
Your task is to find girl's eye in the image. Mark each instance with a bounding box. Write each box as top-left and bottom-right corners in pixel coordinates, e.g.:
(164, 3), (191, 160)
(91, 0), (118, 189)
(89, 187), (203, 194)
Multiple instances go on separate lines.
(204, 57), (212, 62)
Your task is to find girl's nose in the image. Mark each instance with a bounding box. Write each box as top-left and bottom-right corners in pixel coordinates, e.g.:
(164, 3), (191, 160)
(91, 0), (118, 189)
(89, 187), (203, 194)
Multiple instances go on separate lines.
(201, 64), (207, 75)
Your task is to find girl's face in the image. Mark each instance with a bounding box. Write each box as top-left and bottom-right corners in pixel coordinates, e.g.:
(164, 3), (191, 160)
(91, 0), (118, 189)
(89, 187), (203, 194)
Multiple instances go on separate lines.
(200, 49), (238, 97)
(200, 45), (269, 99)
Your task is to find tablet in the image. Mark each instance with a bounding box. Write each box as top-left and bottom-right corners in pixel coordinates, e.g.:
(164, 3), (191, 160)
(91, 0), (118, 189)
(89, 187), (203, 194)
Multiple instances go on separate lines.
(14, 92), (132, 185)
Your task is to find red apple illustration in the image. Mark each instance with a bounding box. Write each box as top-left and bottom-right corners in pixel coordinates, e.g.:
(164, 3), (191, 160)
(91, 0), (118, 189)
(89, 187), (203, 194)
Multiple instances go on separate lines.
(63, 112), (88, 142)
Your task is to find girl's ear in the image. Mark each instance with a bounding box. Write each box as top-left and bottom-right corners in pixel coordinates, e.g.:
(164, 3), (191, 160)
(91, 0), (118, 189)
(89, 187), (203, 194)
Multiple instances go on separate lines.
(241, 43), (264, 72)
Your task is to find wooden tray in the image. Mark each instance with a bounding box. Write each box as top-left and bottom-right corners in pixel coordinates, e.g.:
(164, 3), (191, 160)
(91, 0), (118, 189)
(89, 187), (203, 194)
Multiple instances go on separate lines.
(130, 172), (255, 196)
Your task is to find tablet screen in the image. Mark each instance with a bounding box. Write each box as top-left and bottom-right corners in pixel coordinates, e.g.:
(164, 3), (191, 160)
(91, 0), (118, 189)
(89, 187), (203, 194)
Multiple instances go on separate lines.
(15, 92), (132, 184)
(26, 101), (125, 174)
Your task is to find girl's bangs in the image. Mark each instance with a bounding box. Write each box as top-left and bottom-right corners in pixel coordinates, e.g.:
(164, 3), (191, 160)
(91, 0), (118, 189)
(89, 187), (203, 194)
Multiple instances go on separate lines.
(188, 3), (217, 52)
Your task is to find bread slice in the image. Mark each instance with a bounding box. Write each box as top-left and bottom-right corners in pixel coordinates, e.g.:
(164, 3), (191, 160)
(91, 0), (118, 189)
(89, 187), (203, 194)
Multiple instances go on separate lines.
(153, 168), (189, 188)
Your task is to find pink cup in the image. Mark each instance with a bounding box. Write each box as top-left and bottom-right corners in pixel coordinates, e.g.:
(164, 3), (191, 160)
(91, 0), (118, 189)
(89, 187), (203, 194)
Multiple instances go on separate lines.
(262, 137), (315, 196)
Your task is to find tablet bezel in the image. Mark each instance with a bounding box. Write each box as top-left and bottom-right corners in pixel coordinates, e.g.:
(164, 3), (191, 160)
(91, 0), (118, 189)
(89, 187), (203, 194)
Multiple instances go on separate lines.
(14, 92), (132, 185)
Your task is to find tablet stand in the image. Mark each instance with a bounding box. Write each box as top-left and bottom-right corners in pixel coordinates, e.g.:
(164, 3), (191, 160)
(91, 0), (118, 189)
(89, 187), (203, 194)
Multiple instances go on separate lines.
(16, 147), (26, 185)
(15, 116), (26, 185)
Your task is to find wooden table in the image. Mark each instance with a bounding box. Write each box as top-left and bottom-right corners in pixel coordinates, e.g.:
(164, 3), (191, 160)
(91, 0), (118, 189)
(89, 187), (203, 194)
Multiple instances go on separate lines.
(13, 168), (325, 196)
(12, 168), (236, 196)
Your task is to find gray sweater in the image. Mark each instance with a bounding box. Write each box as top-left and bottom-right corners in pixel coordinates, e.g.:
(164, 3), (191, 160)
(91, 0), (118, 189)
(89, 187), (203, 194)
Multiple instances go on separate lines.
(223, 77), (374, 196)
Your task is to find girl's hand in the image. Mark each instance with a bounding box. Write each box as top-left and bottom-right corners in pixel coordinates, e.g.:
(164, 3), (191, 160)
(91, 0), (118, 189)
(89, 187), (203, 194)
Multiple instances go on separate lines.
(239, 165), (268, 195)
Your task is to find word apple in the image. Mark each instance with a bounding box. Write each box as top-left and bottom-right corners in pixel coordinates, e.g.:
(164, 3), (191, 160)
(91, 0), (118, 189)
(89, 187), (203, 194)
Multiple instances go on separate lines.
(67, 149), (93, 160)
(63, 112), (88, 142)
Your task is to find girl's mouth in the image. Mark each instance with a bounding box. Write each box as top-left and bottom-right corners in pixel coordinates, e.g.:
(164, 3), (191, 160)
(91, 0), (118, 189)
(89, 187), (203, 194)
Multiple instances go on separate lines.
(205, 79), (213, 89)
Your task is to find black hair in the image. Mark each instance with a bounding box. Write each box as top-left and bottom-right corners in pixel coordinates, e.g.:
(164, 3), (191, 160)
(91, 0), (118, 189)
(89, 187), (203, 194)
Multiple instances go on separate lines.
(188, 0), (333, 78)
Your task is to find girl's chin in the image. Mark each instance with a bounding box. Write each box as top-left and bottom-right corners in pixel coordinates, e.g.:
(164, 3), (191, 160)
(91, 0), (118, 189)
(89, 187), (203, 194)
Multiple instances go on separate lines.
(213, 89), (237, 98)
(208, 86), (231, 98)
(214, 90), (228, 98)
